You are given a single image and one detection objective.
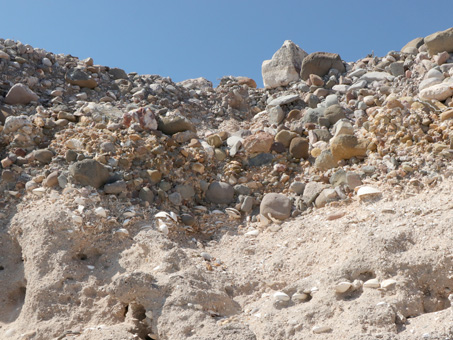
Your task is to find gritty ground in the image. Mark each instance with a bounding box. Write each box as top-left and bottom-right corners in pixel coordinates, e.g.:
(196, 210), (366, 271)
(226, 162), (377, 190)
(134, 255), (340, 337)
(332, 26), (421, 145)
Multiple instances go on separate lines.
(1, 176), (452, 340)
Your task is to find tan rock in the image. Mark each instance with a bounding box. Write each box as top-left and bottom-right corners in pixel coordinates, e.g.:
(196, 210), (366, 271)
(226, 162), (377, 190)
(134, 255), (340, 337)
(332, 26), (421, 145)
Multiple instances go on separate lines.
(330, 134), (367, 161)
(309, 74), (324, 87)
(243, 132), (274, 154)
(275, 130), (298, 147)
(424, 27), (453, 56)
(440, 109), (453, 121)
(236, 76), (257, 88)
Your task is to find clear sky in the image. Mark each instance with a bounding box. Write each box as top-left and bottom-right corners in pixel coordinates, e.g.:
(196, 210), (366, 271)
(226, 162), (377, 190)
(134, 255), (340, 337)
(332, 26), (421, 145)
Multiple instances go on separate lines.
(1, 0), (452, 87)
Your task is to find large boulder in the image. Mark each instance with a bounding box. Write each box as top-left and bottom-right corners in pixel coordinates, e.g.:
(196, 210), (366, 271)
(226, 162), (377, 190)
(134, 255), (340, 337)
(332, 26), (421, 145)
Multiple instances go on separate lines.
(262, 40), (308, 89)
(330, 134), (368, 161)
(4, 84), (39, 105)
(65, 68), (97, 88)
(260, 193), (291, 220)
(300, 52), (345, 80)
(69, 159), (110, 188)
(158, 114), (195, 135)
(424, 27), (453, 56)
(243, 132), (274, 154)
(401, 37), (424, 54)
(419, 83), (453, 101)
(205, 181), (234, 204)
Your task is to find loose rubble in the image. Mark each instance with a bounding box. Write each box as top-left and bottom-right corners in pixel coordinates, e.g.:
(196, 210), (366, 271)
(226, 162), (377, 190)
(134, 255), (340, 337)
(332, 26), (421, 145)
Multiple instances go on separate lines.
(1, 27), (453, 339)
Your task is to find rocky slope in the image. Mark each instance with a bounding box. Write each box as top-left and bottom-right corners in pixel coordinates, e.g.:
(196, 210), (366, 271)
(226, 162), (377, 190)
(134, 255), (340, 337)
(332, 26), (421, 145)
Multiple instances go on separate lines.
(1, 27), (453, 339)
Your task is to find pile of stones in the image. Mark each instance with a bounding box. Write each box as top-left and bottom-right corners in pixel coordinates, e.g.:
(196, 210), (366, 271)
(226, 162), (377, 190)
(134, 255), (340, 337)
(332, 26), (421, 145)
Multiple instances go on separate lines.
(1, 27), (453, 233)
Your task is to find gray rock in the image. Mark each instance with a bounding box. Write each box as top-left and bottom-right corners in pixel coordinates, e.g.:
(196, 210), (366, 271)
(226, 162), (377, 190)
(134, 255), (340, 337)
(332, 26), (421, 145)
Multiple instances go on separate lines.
(360, 72), (394, 82)
(34, 149), (53, 164)
(181, 213), (195, 226)
(346, 172), (362, 189)
(349, 68), (367, 78)
(69, 159), (110, 188)
(205, 181), (234, 204)
(314, 149), (337, 171)
(58, 174), (68, 188)
(362, 166), (376, 176)
(241, 196), (254, 213)
(315, 188), (339, 208)
(65, 150), (78, 163)
(175, 184), (195, 200)
(109, 67), (128, 80)
(262, 40), (308, 89)
(104, 180), (127, 194)
(4, 84), (39, 105)
(169, 192), (182, 205)
(267, 94), (300, 107)
(65, 68), (97, 88)
(300, 52), (345, 80)
(100, 142), (116, 153)
(234, 184), (251, 196)
(389, 62), (405, 77)
(158, 114), (195, 135)
(139, 187), (154, 204)
(303, 182), (329, 205)
(289, 181), (306, 195)
(260, 193), (291, 220)
(268, 105), (285, 125)
(325, 94), (339, 107)
(302, 107), (325, 124)
(349, 79), (368, 91)
(248, 153), (274, 166)
(312, 129), (332, 142)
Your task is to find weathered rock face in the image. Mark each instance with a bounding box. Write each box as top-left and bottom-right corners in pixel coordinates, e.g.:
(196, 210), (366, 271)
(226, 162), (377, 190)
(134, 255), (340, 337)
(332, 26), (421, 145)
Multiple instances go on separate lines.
(4, 84), (39, 105)
(300, 52), (345, 80)
(424, 27), (453, 56)
(69, 159), (110, 188)
(262, 40), (308, 89)
(260, 193), (291, 220)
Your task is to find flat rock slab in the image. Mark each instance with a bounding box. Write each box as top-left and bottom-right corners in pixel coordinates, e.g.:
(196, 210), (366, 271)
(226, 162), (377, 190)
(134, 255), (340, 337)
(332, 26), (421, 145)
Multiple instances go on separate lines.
(267, 94), (300, 107)
(360, 72), (395, 83)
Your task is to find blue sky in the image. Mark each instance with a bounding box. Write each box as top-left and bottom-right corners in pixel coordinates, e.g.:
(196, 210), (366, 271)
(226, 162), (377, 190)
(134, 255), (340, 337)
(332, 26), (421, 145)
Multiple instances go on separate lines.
(1, 1), (452, 87)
